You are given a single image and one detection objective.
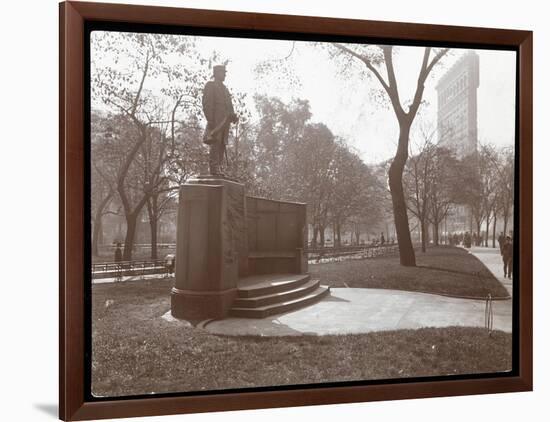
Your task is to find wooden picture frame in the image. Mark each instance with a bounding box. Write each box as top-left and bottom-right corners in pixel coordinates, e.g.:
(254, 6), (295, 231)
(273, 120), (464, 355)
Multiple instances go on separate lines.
(59, 1), (532, 420)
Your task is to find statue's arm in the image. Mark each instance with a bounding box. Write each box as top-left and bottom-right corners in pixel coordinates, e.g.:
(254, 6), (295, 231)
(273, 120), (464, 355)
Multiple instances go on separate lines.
(226, 88), (238, 123)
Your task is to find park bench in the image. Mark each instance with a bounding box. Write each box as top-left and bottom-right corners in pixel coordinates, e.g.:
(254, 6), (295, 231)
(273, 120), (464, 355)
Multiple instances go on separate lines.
(248, 248), (306, 275)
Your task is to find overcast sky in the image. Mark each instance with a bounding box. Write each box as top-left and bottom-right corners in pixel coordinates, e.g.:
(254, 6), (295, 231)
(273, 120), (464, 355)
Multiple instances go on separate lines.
(92, 32), (517, 164)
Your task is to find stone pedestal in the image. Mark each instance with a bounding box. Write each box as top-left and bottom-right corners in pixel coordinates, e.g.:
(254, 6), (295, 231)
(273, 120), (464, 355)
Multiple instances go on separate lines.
(171, 176), (248, 320)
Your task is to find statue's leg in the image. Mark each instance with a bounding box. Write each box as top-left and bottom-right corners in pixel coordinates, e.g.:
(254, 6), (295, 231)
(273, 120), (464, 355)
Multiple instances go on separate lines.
(208, 142), (219, 175)
(209, 140), (224, 175)
(220, 141), (226, 173)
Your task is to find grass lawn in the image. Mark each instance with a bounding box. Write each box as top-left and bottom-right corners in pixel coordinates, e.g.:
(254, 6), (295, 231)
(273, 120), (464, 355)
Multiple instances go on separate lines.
(92, 279), (512, 397)
(310, 245), (509, 298)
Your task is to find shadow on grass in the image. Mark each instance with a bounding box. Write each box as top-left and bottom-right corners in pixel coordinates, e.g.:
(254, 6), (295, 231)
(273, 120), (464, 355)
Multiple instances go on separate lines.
(416, 265), (493, 280)
(309, 246), (509, 298)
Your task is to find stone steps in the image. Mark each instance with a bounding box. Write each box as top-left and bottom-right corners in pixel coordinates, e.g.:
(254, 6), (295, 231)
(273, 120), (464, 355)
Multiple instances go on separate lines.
(232, 278), (322, 308)
(230, 273), (330, 318)
(236, 273), (312, 298)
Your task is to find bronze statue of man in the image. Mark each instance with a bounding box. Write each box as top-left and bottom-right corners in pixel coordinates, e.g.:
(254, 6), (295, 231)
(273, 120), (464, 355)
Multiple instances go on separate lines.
(202, 65), (238, 176)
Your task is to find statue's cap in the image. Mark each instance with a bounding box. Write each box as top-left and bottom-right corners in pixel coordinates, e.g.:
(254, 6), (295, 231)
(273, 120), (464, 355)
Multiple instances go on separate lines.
(213, 64), (226, 72)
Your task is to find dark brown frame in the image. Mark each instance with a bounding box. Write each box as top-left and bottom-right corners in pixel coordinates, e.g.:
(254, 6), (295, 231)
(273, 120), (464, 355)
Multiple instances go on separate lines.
(59, 1), (533, 420)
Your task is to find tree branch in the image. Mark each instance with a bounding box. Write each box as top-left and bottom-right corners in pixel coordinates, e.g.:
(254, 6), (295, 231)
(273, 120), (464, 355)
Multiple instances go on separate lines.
(382, 46), (405, 118)
(332, 43), (390, 93)
(408, 48), (449, 119)
(131, 49), (150, 116)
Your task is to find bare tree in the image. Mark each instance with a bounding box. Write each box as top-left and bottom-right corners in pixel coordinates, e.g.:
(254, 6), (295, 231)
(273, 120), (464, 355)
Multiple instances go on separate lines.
(90, 112), (117, 257)
(404, 135), (436, 253)
(498, 147), (515, 237)
(479, 144), (500, 247)
(330, 43), (449, 266)
(91, 32), (206, 260)
(490, 146), (515, 240)
(427, 147), (460, 246)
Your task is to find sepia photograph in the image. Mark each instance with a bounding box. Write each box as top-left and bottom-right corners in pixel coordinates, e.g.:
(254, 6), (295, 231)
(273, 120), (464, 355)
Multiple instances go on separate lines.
(89, 28), (517, 398)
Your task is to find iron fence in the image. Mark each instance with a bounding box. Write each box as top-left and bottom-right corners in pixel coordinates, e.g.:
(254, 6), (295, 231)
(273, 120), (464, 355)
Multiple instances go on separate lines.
(91, 244), (401, 280)
(91, 259), (171, 281)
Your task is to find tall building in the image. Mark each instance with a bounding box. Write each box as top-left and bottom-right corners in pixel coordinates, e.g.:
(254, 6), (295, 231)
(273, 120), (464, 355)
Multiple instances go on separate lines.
(436, 51), (480, 234)
(436, 51), (480, 158)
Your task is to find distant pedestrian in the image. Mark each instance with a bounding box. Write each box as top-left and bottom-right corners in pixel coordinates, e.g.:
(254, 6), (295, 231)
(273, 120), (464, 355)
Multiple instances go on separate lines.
(464, 232), (472, 248)
(497, 232), (505, 255)
(380, 232), (385, 246)
(165, 254), (175, 276)
(114, 242), (123, 262)
(502, 236), (513, 279)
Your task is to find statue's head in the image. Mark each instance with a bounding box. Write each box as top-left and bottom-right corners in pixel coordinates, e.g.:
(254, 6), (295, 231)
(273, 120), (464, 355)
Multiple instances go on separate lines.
(213, 65), (227, 82)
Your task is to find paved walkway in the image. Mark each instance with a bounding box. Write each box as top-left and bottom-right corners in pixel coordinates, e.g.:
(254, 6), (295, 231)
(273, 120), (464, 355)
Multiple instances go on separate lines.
(202, 246), (513, 337)
(468, 246), (513, 296)
(203, 288), (511, 336)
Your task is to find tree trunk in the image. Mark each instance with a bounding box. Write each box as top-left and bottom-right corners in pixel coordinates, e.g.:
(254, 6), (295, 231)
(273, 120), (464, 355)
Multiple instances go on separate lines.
(485, 215), (490, 247)
(319, 226), (325, 248)
(123, 214), (138, 261)
(492, 211), (497, 248)
(92, 192), (112, 257)
(92, 216), (102, 258)
(444, 216), (447, 245)
(312, 226), (319, 248)
(388, 124), (416, 266)
(420, 220), (427, 253)
(433, 222), (439, 246)
(503, 208), (509, 237)
(147, 196), (159, 260)
(150, 218), (158, 260)
(476, 221), (482, 245)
